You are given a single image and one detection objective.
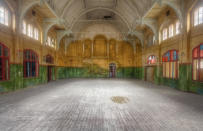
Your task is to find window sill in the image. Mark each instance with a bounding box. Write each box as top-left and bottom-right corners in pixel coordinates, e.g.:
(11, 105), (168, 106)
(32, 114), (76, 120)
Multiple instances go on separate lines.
(192, 80), (203, 83)
(160, 34), (181, 43)
(23, 76), (39, 79)
(0, 79), (11, 82)
(163, 77), (179, 80)
(0, 24), (13, 34)
(44, 45), (56, 50)
(22, 35), (41, 43)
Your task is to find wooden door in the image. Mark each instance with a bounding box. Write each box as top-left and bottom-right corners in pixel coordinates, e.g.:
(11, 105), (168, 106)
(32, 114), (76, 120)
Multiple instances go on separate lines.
(146, 67), (154, 83)
(109, 63), (116, 78)
(48, 66), (52, 82)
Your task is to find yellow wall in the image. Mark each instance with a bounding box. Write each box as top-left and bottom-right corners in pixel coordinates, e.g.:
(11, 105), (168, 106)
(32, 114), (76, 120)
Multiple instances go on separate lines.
(57, 35), (135, 69)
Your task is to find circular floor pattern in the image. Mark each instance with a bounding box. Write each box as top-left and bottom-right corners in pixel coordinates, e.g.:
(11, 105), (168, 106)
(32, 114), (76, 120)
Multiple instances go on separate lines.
(111, 96), (129, 104)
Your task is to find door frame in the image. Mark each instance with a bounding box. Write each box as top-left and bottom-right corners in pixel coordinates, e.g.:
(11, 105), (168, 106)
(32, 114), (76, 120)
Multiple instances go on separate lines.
(109, 63), (117, 78)
(47, 66), (53, 82)
(145, 65), (156, 82)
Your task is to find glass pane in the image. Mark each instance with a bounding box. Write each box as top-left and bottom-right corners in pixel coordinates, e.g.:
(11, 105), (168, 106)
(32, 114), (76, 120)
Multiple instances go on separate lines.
(4, 47), (8, 57)
(30, 25), (33, 38)
(170, 62), (173, 78)
(200, 45), (203, 57)
(199, 7), (203, 24)
(26, 51), (30, 60)
(4, 9), (8, 26)
(0, 45), (2, 56)
(169, 25), (173, 37)
(26, 62), (30, 77)
(163, 63), (166, 77)
(177, 62), (179, 78)
(0, 58), (2, 80)
(193, 60), (198, 80)
(5, 59), (8, 80)
(23, 21), (26, 34)
(32, 53), (35, 61)
(194, 10), (199, 26)
(193, 48), (198, 58)
(166, 62), (170, 78)
(176, 21), (180, 34)
(173, 62), (177, 79)
(163, 28), (168, 40)
(166, 52), (170, 61)
(35, 28), (39, 40)
(0, 6), (4, 24)
(32, 62), (36, 77)
(200, 59), (203, 81)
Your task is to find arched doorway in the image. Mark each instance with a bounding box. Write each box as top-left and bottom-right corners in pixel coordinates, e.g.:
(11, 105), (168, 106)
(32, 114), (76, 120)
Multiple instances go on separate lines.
(45, 55), (54, 82)
(109, 63), (116, 78)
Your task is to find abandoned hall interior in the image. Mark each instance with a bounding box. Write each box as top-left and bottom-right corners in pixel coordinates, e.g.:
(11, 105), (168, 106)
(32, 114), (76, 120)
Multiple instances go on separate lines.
(0, 0), (203, 131)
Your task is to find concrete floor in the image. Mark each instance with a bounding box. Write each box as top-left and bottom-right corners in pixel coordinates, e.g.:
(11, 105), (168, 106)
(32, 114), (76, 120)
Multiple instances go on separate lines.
(0, 79), (203, 131)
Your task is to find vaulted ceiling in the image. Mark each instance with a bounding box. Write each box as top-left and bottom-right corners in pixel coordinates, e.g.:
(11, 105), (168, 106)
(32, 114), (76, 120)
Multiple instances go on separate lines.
(21, 0), (183, 45)
(50, 0), (155, 36)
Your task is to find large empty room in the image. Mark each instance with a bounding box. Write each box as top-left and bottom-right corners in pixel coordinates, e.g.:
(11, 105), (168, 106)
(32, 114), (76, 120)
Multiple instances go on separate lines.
(0, 0), (203, 131)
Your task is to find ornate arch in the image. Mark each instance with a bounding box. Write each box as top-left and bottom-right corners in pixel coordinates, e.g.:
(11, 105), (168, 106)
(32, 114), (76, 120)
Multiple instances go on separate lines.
(69, 7), (130, 30)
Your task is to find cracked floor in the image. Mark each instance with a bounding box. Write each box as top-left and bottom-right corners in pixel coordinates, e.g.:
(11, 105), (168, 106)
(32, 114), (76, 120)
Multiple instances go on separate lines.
(0, 79), (203, 131)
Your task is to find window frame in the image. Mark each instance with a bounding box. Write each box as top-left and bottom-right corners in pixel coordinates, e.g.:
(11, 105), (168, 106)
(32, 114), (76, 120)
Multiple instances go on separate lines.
(194, 7), (203, 26)
(147, 55), (156, 65)
(0, 4), (9, 26)
(176, 21), (180, 35)
(23, 21), (40, 41)
(23, 49), (39, 78)
(162, 28), (168, 41)
(162, 50), (179, 79)
(34, 28), (39, 40)
(192, 43), (203, 82)
(46, 36), (56, 48)
(23, 20), (27, 34)
(0, 42), (10, 81)
(169, 24), (174, 38)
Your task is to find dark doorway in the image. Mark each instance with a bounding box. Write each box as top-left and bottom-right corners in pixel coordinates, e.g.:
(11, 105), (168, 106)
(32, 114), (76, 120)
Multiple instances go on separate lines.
(145, 66), (155, 83)
(47, 66), (52, 82)
(109, 63), (116, 78)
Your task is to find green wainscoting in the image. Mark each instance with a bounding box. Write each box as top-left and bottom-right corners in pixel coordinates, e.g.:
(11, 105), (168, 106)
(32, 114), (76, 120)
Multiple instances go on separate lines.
(153, 64), (203, 94)
(1, 64), (202, 95)
(0, 64), (48, 93)
(56, 67), (144, 79)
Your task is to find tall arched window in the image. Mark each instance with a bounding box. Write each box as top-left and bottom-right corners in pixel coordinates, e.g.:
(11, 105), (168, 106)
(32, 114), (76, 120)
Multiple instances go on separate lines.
(22, 20), (40, 41)
(147, 55), (156, 65)
(162, 50), (179, 79)
(194, 7), (203, 26)
(192, 44), (203, 81)
(0, 3), (9, 26)
(0, 43), (9, 81)
(23, 50), (39, 78)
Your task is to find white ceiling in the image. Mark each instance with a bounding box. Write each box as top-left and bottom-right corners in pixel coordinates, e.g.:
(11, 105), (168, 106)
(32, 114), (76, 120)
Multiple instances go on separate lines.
(50, 0), (156, 36)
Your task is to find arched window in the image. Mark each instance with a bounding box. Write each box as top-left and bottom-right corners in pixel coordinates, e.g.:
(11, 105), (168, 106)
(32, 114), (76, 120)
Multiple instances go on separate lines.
(0, 3), (9, 26)
(169, 24), (174, 38)
(162, 28), (168, 41)
(0, 43), (9, 81)
(160, 20), (180, 42)
(192, 44), (203, 81)
(162, 50), (179, 79)
(194, 7), (203, 26)
(46, 36), (56, 48)
(46, 55), (54, 64)
(147, 35), (155, 46)
(23, 50), (39, 78)
(147, 55), (156, 65)
(22, 20), (40, 41)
